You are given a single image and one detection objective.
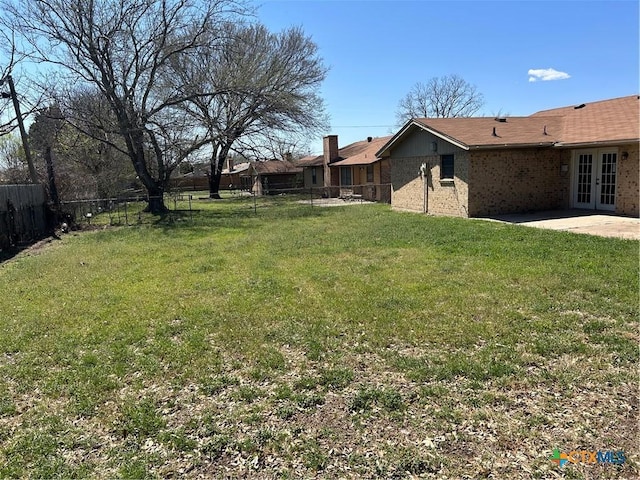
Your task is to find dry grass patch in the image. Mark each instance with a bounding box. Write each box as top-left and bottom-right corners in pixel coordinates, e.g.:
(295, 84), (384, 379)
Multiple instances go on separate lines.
(0, 198), (637, 478)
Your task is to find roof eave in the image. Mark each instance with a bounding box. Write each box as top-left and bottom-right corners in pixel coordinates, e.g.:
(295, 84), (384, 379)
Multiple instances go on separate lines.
(468, 142), (558, 150)
(376, 119), (470, 157)
(427, 130), (469, 151)
(553, 138), (640, 148)
(376, 120), (416, 157)
(331, 158), (381, 166)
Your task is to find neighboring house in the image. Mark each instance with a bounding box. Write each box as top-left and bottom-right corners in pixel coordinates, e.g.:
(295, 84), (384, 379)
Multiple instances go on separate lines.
(169, 165), (209, 191)
(221, 160), (251, 191)
(298, 135), (393, 202)
(297, 154), (325, 191)
(377, 95), (639, 217)
(169, 160), (251, 192)
(242, 160), (303, 195)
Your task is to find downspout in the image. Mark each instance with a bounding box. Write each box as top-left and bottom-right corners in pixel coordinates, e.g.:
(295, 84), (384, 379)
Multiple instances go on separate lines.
(420, 162), (428, 214)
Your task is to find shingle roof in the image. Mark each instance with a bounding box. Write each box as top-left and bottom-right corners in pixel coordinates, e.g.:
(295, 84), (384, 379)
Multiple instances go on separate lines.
(412, 117), (562, 149)
(531, 95), (639, 146)
(377, 95), (639, 156)
(222, 162), (250, 175)
(331, 136), (392, 166)
(248, 160), (303, 175)
(296, 154), (323, 167)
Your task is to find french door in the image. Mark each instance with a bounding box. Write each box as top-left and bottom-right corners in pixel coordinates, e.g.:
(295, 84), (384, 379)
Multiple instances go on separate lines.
(573, 149), (617, 211)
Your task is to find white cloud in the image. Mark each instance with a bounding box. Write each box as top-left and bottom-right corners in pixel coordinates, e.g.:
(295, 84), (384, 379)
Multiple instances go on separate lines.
(528, 68), (571, 82)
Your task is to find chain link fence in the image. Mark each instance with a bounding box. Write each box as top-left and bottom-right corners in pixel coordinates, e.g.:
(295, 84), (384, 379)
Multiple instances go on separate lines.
(229, 183), (391, 212)
(60, 193), (196, 227)
(49, 183), (392, 228)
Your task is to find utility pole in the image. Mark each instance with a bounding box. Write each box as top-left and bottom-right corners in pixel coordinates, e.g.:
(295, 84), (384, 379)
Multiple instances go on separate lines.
(1, 74), (38, 183)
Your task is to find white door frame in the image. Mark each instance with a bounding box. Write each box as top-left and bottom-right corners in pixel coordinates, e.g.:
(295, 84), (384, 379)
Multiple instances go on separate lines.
(571, 148), (618, 211)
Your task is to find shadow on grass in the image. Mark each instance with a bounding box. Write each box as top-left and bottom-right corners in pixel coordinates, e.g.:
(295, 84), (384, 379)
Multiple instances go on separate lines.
(150, 197), (334, 234)
(0, 245), (22, 263)
(0, 233), (60, 264)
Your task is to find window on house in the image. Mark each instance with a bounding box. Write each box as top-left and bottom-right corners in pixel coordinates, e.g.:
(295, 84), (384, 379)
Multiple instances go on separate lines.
(366, 165), (374, 183)
(311, 167), (317, 185)
(440, 154), (454, 179)
(340, 167), (352, 186)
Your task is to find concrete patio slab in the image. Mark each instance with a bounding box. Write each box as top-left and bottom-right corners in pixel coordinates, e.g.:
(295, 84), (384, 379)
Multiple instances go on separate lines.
(481, 210), (640, 240)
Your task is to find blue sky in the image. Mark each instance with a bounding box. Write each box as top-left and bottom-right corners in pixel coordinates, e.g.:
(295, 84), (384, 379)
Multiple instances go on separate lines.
(252, 0), (639, 155)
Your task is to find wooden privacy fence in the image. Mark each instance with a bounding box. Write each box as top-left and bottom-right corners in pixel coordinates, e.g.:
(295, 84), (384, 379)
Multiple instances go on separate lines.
(0, 184), (49, 250)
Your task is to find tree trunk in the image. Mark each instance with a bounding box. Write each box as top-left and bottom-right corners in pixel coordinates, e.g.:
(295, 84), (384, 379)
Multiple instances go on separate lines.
(208, 171), (222, 199)
(126, 132), (168, 214)
(208, 144), (231, 199)
(145, 191), (168, 214)
(136, 167), (168, 214)
(44, 146), (60, 206)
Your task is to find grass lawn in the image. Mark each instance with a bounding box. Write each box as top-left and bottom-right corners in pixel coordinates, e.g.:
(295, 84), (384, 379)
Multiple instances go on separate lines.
(0, 197), (637, 479)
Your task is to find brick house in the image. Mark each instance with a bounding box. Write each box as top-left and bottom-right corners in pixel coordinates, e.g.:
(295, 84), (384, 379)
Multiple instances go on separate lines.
(377, 95), (639, 217)
(221, 159), (251, 191)
(298, 135), (392, 202)
(296, 154), (325, 190)
(241, 160), (303, 195)
(169, 159), (250, 192)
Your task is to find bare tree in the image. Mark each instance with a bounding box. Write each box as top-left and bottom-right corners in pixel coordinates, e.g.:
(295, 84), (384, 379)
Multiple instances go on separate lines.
(0, 134), (29, 183)
(26, 95), (135, 201)
(61, 88), (136, 198)
(396, 74), (484, 124)
(3, 0), (245, 212)
(0, 70), (17, 137)
(253, 131), (314, 162)
(174, 23), (328, 198)
(0, 30), (22, 137)
(0, 31), (42, 183)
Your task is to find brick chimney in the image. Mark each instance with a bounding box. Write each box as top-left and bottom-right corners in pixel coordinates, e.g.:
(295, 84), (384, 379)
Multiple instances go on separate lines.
(323, 135), (339, 164)
(227, 156), (234, 172)
(323, 135), (339, 188)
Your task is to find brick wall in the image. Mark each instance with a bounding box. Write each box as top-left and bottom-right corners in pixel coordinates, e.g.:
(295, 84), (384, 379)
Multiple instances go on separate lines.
(558, 149), (572, 209)
(390, 143), (637, 218)
(379, 159), (391, 203)
(427, 152), (469, 217)
(616, 143), (639, 217)
(391, 156), (424, 212)
(390, 154), (470, 216)
(468, 148), (566, 217)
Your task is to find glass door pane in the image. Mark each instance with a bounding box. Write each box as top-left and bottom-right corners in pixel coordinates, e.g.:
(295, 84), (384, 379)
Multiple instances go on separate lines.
(597, 152), (617, 209)
(576, 153), (593, 205)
